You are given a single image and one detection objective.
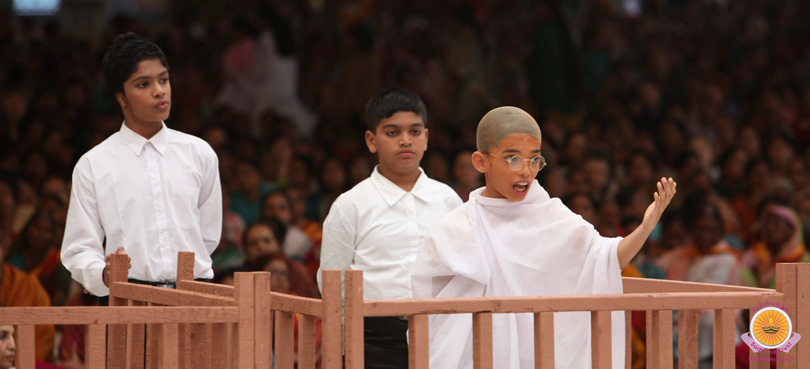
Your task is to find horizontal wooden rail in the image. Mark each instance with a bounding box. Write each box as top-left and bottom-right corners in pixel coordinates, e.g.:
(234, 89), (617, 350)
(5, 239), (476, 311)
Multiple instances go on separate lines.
(364, 291), (781, 316)
(622, 277), (775, 294)
(176, 280), (235, 297)
(270, 292), (324, 316)
(111, 282), (235, 306)
(0, 306), (239, 325)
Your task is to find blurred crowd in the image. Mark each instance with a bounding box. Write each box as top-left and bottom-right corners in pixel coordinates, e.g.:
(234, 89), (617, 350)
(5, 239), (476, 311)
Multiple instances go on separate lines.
(1, 0), (809, 367)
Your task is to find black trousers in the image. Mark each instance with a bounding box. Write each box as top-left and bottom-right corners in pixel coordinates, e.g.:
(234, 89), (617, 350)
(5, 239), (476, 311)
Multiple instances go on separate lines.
(364, 317), (409, 369)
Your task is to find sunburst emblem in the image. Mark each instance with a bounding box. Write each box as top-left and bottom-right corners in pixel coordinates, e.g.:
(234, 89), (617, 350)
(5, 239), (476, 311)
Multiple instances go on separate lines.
(750, 307), (792, 349)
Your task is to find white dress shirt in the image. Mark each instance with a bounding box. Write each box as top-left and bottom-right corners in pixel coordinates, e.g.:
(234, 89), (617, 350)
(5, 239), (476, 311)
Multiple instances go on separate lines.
(317, 166), (462, 300)
(61, 123), (222, 296)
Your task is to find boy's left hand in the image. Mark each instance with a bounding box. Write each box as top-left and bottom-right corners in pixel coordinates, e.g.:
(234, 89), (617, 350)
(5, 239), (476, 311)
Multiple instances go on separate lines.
(642, 177), (676, 230)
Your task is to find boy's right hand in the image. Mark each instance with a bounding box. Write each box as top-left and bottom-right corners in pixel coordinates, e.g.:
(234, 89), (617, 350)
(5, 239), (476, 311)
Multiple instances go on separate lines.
(102, 247), (131, 287)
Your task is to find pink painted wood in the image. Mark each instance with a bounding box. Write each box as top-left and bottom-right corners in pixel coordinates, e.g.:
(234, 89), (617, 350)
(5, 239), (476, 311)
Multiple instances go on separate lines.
(176, 252), (195, 282)
(254, 273), (272, 369)
(408, 314), (429, 369)
(321, 270), (342, 369)
(108, 253), (129, 369)
(161, 323), (179, 368)
(210, 323), (228, 369)
(189, 323), (210, 369)
(677, 309), (698, 369)
(472, 312), (493, 369)
(15, 324), (35, 369)
(128, 300), (146, 369)
(776, 264), (797, 369)
(234, 273), (256, 369)
(796, 263), (809, 367)
(591, 310), (612, 369)
(652, 310), (673, 369)
(298, 314), (317, 369)
(712, 309), (735, 369)
(624, 311), (631, 369)
(274, 311), (295, 369)
(345, 270), (364, 369)
(534, 312), (554, 369)
(86, 324), (106, 369)
(145, 319), (162, 369)
(645, 310), (655, 366)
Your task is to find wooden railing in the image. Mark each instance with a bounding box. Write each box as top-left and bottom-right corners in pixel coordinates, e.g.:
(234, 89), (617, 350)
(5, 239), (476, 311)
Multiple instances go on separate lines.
(344, 263), (809, 369)
(1, 257), (806, 369)
(1, 252), (344, 369)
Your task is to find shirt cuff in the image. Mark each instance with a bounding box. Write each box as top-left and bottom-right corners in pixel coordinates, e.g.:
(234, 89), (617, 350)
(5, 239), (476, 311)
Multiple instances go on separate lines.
(85, 264), (110, 297)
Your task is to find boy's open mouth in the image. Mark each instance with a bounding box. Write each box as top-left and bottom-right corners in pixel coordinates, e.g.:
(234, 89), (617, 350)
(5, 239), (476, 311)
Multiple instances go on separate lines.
(513, 182), (528, 192)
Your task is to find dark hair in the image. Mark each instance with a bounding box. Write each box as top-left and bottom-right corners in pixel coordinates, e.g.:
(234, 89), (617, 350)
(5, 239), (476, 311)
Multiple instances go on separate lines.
(260, 190), (294, 220)
(680, 194), (722, 231)
(365, 87), (427, 131)
(0, 171), (19, 203)
(243, 218), (288, 249)
(563, 191), (600, 210)
(102, 32), (169, 96)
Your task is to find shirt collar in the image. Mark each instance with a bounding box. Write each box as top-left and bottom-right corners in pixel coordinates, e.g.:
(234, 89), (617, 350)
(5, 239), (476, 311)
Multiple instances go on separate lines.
(370, 165), (434, 206)
(119, 122), (169, 156)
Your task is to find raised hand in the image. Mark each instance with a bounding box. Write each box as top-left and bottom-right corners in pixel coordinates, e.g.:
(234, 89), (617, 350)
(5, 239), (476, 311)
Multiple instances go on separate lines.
(617, 177), (677, 267)
(641, 177), (677, 231)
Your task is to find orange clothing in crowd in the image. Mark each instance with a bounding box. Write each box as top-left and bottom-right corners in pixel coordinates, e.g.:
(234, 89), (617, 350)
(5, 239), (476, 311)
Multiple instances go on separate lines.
(0, 263), (55, 361)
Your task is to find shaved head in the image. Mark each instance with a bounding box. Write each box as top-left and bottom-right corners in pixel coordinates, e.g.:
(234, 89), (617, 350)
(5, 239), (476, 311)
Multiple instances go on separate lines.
(476, 106), (542, 152)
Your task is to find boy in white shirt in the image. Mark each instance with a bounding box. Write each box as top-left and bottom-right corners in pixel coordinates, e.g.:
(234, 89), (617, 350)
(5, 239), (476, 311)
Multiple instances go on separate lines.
(61, 33), (222, 297)
(318, 88), (462, 368)
(411, 106), (676, 369)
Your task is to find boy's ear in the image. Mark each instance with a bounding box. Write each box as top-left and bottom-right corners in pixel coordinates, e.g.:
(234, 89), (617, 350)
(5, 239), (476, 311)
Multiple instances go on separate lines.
(115, 92), (127, 109)
(424, 128), (429, 148)
(471, 151), (489, 174)
(364, 130), (377, 154)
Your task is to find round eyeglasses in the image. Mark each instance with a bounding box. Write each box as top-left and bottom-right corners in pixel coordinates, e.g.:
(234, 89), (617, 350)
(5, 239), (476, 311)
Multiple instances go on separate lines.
(489, 153), (547, 172)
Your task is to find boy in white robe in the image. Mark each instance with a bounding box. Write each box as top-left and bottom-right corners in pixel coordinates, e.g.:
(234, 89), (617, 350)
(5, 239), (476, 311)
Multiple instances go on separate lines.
(411, 106), (676, 369)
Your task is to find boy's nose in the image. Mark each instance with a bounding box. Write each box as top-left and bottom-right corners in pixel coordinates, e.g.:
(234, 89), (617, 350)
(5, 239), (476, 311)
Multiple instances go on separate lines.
(399, 137), (412, 147)
(518, 162), (532, 177)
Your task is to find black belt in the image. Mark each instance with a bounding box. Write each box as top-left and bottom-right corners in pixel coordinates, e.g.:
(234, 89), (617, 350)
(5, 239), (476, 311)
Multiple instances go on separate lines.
(128, 278), (212, 288)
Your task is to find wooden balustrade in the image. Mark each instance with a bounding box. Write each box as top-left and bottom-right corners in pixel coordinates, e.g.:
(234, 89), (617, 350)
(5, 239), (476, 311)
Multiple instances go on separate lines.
(2, 257), (807, 369)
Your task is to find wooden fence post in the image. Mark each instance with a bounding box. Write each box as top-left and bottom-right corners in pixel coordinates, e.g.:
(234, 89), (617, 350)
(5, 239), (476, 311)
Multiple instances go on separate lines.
(776, 263), (798, 369)
(86, 323), (106, 369)
(108, 253), (129, 369)
(298, 314), (318, 369)
(254, 273), (272, 369)
(176, 252), (195, 369)
(321, 270), (342, 369)
(591, 311), (613, 369)
(345, 270), (364, 369)
(713, 309), (735, 369)
(14, 325), (35, 369)
(534, 312), (554, 369)
(235, 272), (256, 369)
(408, 314), (429, 369)
(472, 312), (493, 369)
(274, 310), (295, 369)
(796, 263), (809, 368)
(677, 310), (698, 369)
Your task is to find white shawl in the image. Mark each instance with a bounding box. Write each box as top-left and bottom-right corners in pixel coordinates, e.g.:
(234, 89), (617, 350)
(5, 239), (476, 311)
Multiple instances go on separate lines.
(411, 181), (625, 369)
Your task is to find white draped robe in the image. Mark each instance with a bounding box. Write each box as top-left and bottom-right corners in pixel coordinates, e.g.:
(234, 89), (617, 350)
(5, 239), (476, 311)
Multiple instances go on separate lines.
(411, 181), (625, 369)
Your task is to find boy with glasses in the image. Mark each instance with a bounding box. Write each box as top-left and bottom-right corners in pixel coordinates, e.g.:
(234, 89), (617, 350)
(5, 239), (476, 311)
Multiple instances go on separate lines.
(411, 106), (676, 369)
